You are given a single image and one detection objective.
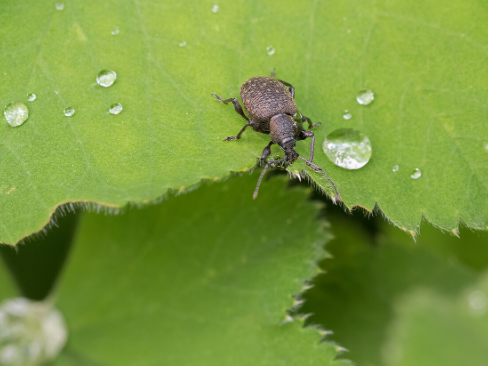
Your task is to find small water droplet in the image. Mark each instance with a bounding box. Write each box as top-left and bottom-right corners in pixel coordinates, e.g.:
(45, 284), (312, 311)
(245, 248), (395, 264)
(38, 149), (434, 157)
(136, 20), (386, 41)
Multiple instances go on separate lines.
(4, 102), (29, 127)
(109, 103), (123, 115)
(356, 89), (374, 105)
(55, 3), (64, 10)
(64, 107), (75, 117)
(111, 27), (119, 35)
(392, 165), (399, 172)
(0, 298), (67, 366)
(54, 91), (58, 94)
(469, 291), (487, 313)
(27, 94), (36, 102)
(266, 46), (275, 56)
(96, 69), (117, 87)
(410, 168), (421, 179)
(322, 128), (372, 169)
(212, 4), (219, 13)
(484, 143), (488, 151)
(179, 41), (186, 47)
(343, 111), (352, 120)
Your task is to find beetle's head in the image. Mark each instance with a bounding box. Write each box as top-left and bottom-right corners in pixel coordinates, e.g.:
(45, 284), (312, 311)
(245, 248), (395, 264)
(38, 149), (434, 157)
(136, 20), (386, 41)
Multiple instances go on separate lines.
(281, 140), (299, 163)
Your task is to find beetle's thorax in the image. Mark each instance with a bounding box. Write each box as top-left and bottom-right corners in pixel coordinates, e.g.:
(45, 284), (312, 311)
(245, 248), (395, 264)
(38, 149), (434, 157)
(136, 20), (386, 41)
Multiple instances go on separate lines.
(269, 113), (299, 163)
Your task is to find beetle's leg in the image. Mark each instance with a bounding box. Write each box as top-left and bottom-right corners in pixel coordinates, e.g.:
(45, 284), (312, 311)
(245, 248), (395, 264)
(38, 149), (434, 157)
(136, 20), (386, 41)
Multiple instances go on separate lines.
(253, 142), (275, 199)
(212, 94), (249, 122)
(277, 79), (295, 99)
(298, 130), (315, 162)
(298, 156), (342, 202)
(223, 122), (260, 141)
(298, 110), (321, 128)
(270, 68), (276, 78)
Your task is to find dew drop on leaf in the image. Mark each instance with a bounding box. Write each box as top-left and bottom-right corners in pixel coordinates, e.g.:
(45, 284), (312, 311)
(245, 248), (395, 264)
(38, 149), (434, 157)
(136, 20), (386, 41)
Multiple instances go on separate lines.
(266, 46), (275, 56)
(356, 89), (374, 105)
(410, 168), (421, 179)
(212, 4), (219, 13)
(55, 3), (64, 10)
(0, 298), (67, 366)
(96, 69), (117, 87)
(343, 111), (352, 120)
(111, 27), (119, 35)
(4, 102), (29, 127)
(27, 94), (36, 102)
(179, 41), (186, 47)
(109, 103), (123, 115)
(64, 107), (75, 117)
(322, 128), (372, 169)
(392, 165), (399, 172)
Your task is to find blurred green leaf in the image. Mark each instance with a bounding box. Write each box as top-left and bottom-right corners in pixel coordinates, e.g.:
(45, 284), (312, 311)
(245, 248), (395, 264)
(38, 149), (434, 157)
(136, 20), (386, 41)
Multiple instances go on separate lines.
(2, 0), (488, 244)
(37, 174), (345, 366)
(383, 274), (488, 366)
(299, 215), (486, 366)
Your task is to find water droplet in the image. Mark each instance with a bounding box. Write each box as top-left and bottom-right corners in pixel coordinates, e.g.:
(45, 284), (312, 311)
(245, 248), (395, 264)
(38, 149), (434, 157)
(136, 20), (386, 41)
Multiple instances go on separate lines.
(469, 291), (487, 313)
(212, 4), (219, 13)
(55, 3), (64, 10)
(266, 46), (275, 56)
(179, 41), (186, 47)
(356, 89), (374, 105)
(96, 69), (117, 87)
(322, 128), (372, 169)
(27, 94), (36, 102)
(0, 298), (67, 366)
(392, 165), (399, 172)
(4, 102), (29, 127)
(410, 168), (421, 179)
(343, 111), (352, 120)
(111, 27), (119, 35)
(109, 103), (123, 115)
(64, 107), (75, 117)
(484, 143), (488, 151)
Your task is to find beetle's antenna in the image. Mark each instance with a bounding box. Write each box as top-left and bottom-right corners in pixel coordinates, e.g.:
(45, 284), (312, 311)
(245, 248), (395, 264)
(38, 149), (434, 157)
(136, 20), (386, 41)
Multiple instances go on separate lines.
(253, 163), (270, 199)
(297, 156), (342, 202)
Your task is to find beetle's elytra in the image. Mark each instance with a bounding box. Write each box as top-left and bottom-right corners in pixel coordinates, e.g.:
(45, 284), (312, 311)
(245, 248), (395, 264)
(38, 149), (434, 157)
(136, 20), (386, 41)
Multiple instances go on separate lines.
(212, 74), (341, 201)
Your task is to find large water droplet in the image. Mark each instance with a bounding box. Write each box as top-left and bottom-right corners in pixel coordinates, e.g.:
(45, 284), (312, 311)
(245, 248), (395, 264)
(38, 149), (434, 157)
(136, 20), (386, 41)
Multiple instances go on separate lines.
(392, 165), (399, 172)
(111, 27), (119, 35)
(356, 89), (374, 105)
(322, 128), (372, 169)
(64, 107), (75, 117)
(212, 4), (219, 13)
(179, 41), (186, 47)
(4, 102), (29, 127)
(0, 298), (67, 366)
(55, 3), (64, 10)
(96, 69), (117, 87)
(27, 94), (36, 102)
(109, 103), (123, 115)
(343, 111), (352, 120)
(266, 46), (275, 56)
(410, 168), (421, 179)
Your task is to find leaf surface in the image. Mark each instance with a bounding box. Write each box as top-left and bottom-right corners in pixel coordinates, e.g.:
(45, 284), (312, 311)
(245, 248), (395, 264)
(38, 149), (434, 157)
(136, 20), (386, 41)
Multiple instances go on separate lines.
(2, 0), (488, 243)
(41, 174), (344, 366)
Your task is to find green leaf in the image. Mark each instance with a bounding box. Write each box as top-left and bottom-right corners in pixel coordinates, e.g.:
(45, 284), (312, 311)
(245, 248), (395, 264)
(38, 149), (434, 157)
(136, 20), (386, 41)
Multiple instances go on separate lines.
(32, 174), (344, 365)
(382, 275), (488, 366)
(299, 214), (486, 366)
(2, 0), (488, 243)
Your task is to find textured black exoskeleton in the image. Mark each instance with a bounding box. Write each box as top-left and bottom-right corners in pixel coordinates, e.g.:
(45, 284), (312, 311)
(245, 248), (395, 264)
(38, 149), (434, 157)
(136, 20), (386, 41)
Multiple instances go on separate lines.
(212, 74), (341, 201)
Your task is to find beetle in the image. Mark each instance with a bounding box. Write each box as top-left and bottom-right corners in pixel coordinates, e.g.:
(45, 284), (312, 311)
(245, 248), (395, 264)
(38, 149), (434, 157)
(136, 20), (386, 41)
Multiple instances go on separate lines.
(212, 74), (341, 201)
